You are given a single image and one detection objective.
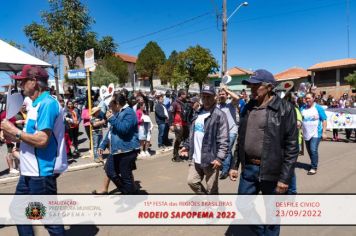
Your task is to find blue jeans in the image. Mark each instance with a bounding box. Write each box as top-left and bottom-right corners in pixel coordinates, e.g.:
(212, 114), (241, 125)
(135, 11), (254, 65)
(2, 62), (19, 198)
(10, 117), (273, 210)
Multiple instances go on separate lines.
(288, 143), (300, 195)
(15, 175), (65, 236)
(305, 137), (321, 170)
(93, 133), (103, 160)
(158, 123), (166, 146)
(221, 133), (237, 174)
(238, 164), (280, 236)
(288, 171), (297, 194)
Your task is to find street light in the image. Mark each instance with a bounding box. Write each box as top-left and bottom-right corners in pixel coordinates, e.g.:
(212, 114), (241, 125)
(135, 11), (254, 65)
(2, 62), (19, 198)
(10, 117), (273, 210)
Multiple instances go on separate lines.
(227, 2), (248, 22)
(222, 1), (248, 76)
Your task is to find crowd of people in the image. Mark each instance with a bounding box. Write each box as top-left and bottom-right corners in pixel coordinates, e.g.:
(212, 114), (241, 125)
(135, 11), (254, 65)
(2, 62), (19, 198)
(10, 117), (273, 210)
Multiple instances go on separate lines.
(0, 64), (356, 236)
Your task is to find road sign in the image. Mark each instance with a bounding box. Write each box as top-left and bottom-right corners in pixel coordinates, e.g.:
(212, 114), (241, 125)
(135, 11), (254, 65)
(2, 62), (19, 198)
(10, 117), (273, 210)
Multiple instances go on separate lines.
(84, 48), (95, 69)
(67, 69), (86, 79)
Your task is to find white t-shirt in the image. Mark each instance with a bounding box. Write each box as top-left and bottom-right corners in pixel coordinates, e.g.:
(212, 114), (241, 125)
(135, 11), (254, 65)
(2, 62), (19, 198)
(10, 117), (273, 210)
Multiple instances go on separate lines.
(301, 104), (323, 141)
(23, 96), (33, 112)
(192, 110), (210, 164)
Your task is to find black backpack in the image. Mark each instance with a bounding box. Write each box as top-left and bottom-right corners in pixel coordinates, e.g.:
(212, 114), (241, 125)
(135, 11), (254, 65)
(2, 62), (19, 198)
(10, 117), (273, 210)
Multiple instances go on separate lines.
(181, 102), (193, 123)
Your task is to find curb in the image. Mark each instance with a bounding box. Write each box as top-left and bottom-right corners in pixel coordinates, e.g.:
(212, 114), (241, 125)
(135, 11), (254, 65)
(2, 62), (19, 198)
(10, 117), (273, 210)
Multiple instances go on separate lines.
(0, 148), (173, 185)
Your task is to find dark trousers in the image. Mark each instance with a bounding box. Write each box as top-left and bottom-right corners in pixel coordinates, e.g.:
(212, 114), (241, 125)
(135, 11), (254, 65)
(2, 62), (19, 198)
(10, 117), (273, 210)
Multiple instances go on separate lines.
(158, 123), (170, 147)
(15, 175), (65, 236)
(238, 164), (280, 236)
(68, 127), (79, 149)
(163, 123), (170, 145)
(84, 125), (91, 147)
(110, 151), (138, 194)
(158, 123), (166, 147)
(173, 125), (189, 158)
(332, 129), (339, 139)
(345, 129), (355, 140)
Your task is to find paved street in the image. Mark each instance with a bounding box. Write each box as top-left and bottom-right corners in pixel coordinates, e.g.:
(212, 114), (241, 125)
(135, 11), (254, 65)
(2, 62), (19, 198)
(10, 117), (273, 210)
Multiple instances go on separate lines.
(0, 130), (356, 236)
(0, 113), (173, 180)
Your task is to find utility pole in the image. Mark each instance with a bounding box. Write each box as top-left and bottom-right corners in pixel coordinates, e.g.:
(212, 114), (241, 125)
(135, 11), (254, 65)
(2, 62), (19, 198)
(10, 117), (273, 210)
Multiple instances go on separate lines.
(222, 0), (227, 76)
(221, 1), (248, 76)
(346, 0), (350, 58)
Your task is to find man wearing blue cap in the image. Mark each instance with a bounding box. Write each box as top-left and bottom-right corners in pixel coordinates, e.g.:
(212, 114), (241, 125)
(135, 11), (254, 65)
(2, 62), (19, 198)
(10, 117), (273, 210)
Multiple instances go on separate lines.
(229, 69), (299, 235)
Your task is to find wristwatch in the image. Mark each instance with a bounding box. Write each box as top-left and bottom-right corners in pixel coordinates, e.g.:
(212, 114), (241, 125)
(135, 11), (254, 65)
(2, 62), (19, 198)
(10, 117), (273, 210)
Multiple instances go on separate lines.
(15, 130), (22, 140)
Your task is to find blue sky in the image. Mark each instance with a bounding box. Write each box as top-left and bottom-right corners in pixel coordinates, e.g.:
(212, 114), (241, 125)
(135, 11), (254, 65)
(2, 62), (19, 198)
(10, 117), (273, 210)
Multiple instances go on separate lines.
(0, 0), (355, 87)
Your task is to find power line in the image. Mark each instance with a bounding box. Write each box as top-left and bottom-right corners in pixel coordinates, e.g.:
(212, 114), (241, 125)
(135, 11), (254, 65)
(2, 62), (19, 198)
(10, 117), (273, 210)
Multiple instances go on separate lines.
(118, 11), (214, 45)
(210, 0), (222, 31)
(121, 26), (213, 51)
(210, 0), (221, 17)
(121, 1), (344, 51)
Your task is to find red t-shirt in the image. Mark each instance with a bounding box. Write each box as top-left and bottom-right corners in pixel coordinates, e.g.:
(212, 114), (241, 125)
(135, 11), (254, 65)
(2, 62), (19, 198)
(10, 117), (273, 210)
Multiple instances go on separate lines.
(171, 100), (187, 126)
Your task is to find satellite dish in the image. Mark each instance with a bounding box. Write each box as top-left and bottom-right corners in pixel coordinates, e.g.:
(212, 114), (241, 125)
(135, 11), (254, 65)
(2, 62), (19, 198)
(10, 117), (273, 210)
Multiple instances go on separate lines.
(221, 75), (232, 84)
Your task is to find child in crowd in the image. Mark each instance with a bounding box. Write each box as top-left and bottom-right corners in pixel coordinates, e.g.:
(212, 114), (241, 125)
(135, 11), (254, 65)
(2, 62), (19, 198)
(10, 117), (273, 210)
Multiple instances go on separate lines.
(90, 107), (106, 163)
(142, 109), (153, 156)
(136, 103), (150, 157)
(330, 100), (339, 141)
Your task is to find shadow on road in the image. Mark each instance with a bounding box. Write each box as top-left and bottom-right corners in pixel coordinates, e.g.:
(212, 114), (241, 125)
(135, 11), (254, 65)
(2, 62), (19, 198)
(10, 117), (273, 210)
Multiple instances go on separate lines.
(225, 225), (257, 236)
(78, 148), (89, 153)
(65, 225), (99, 236)
(0, 168), (9, 177)
(78, 138), (87, 145)
(295, 162), (310, 171)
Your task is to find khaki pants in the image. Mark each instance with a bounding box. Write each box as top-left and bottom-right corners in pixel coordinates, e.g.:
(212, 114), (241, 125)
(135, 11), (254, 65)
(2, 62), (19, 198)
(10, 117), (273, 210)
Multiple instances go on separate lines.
(187, 162), (219, 194)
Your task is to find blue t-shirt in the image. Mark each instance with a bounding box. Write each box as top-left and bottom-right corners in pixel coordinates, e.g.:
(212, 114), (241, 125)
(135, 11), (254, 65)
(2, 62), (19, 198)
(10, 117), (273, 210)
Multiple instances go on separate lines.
(20, 92), (68, 176)
(239, 99), (246, 114)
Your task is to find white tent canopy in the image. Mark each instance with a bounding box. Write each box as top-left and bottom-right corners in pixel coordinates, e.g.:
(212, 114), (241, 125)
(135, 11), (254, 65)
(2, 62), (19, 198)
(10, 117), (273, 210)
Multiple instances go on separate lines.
(0, 39), (52, 72)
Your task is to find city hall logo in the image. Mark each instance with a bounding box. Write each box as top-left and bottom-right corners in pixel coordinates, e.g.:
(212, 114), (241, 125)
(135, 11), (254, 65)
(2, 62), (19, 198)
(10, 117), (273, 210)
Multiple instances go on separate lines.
(25, 202), (46, 220)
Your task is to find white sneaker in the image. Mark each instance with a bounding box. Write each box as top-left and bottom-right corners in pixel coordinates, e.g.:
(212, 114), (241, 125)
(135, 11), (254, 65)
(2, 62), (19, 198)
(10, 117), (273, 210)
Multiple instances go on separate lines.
(144, 151), (151, 157)
(9, 169), (20, 175)
(138, 151), (146, 158)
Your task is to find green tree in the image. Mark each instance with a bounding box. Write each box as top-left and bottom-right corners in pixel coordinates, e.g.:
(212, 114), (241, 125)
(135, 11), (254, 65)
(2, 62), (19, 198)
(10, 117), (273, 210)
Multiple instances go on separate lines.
(24, 0), (116, 69)
(159, 50), (178, 85)
(136, 41), (166, 91)
(91, 65), (118, 87)
(5, 39), (23, 50)
(345, 71), (356, 88)
(176, 45), (219, 91)
(101, 55), (128, 85)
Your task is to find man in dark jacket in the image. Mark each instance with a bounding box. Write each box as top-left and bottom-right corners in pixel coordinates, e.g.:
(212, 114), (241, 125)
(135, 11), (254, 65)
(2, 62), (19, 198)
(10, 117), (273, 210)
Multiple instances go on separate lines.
(229, 69), (299, 235)
(180, 85), (229, 194)
(155, 94), (169, 148)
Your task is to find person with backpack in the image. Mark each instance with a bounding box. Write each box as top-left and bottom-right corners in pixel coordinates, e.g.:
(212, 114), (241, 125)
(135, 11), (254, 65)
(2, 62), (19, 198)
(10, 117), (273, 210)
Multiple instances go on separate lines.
(169, 89), (189, 162)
